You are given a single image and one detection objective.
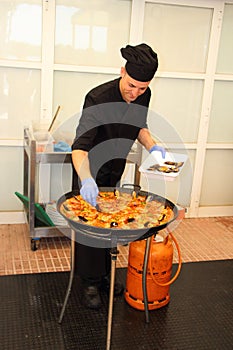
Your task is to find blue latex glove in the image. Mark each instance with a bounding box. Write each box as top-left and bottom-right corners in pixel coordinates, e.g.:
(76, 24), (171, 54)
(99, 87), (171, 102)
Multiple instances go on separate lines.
(80, 178), (99, 207)
(149, 145), (166, 159)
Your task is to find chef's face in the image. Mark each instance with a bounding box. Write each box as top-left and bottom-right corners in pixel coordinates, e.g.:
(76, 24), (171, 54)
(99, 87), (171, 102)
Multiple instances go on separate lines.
(119, 67), (150, 103)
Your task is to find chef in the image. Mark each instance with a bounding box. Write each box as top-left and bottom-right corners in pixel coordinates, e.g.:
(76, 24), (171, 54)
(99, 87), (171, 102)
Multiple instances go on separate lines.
(72, 43), (166, 309)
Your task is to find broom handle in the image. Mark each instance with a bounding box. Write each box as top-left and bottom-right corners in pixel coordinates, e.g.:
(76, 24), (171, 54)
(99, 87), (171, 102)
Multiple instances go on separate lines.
(48, 105), (60, 132)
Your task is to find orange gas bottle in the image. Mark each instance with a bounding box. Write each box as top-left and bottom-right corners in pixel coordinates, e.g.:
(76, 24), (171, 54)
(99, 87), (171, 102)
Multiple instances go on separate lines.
(124, 232), (181, 311)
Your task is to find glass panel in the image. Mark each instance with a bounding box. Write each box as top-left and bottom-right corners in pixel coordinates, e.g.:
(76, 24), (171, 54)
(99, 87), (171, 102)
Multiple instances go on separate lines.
(148, 77), (203, 143)
(53, 71), (118, 143)
(208, 81), (233, 143)
(200, 150), (233, 206)
(0, 67), (40, 139)
(50, 164), (72, 201)
(55, 0), (131, 66)
(0, 0), (42, 62)
(143, 3), (212, 73)
(216, 4), (233, 74)
(0, 147), (23, 210)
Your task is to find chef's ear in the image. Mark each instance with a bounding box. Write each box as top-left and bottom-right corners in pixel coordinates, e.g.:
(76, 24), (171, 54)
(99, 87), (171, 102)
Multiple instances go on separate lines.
(120, 66), (126, 77)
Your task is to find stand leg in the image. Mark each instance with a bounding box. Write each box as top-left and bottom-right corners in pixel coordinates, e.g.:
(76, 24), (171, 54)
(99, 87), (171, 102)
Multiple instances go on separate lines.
(106, 247), (118, 350)
(142, 236), (152, 324)
(58, 229), (75, 324)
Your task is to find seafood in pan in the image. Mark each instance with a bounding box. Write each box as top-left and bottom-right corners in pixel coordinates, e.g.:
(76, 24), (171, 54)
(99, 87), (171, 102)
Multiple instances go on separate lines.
(60, 191), (174, 229)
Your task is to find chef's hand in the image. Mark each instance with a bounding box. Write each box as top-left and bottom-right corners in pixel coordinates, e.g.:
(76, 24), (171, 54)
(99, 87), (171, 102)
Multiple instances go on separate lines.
(149, 145), (166, 159)
(80, 178), (99, 207)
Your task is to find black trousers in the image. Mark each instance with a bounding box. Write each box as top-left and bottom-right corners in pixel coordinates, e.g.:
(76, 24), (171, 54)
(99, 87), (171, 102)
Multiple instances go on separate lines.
(74, 243), (111, 285)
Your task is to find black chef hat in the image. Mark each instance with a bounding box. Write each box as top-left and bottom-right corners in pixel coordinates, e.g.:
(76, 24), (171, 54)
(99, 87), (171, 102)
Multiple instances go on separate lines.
(120, 43), (158, 82)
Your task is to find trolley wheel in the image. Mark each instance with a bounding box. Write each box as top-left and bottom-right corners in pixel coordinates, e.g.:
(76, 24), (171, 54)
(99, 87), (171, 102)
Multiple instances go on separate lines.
(31, 238), (40, 251)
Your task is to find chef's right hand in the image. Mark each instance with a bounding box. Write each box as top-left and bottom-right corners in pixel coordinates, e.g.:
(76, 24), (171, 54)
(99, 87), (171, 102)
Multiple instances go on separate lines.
(80, 178), (99, 207)
(149, 145), (166, 159)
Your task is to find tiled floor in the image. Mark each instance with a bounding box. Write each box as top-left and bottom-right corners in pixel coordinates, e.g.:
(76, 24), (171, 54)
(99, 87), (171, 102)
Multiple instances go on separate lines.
(0, 216), (233, 276)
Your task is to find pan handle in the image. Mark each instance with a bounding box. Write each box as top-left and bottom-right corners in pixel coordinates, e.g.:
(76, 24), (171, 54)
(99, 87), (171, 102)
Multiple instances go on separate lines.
(121, 183), (141, 198)
(121, 183), (141, 192)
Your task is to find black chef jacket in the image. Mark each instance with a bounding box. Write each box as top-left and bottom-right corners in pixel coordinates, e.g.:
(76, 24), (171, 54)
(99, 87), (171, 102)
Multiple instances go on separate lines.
(71, 78), (151, 282)
(72, 77), (151, 189)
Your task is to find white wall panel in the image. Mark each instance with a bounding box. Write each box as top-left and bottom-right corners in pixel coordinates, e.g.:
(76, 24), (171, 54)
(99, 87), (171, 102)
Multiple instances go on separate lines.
(55, 0), (131, 66)
(0, 67), (41, 139)
(0, 147), (23, 211)
(0, 0), (42, 62)
(143, 2), (212, 73)
(216, 4), (233, 74)
(148, 77), (203, 143)
(200, 150), (233, 206)
(208, 81), (233, 143)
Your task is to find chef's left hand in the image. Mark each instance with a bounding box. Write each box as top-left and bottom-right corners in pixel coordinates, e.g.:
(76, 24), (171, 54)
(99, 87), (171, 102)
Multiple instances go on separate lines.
(149, 145), (166, 159)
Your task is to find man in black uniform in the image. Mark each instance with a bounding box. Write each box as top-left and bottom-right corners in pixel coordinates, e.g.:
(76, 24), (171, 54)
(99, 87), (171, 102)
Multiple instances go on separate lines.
(72, 43), (166, 309)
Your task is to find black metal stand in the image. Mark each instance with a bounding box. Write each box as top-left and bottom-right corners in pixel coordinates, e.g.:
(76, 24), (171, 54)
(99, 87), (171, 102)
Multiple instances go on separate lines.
(58, 231), (119, 350)
(58, 229), (75, 324)
(106, 247), (118, 350)
(58, 227), (152, 350)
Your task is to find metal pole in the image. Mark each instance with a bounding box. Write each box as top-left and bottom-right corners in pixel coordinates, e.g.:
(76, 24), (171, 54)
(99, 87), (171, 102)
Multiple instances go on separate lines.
(58, 229), (75, 323)
(106, 247), (118, 350)
(142, 236), (152, 323)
